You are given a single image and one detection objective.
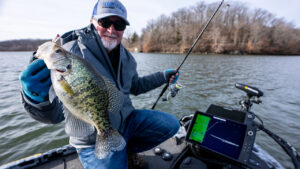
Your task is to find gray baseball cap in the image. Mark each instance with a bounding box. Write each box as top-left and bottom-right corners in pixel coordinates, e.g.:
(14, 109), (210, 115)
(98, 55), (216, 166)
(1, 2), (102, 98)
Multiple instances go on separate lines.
(92, 0), (130, 25)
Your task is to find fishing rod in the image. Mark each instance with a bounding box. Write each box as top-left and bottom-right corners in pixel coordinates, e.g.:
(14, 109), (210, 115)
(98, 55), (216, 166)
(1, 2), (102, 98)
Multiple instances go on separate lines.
(151, 0), (225, 110)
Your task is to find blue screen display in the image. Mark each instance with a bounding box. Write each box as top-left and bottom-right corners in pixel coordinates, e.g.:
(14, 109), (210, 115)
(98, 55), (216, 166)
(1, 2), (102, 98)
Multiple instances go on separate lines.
(190, 113), (247, 160)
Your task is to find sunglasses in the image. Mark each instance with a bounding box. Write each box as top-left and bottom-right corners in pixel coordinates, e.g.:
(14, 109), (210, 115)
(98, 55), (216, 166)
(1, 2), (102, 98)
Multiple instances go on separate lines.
(97, 18), (126, 31)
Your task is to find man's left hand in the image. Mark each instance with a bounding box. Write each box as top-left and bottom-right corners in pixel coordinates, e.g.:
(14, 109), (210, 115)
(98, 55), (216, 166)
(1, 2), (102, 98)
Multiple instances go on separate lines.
(164, 69), (180, 84)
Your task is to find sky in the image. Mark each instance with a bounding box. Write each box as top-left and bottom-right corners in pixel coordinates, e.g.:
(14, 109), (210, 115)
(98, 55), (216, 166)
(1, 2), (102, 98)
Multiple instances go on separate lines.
(0, 0), (299, 41)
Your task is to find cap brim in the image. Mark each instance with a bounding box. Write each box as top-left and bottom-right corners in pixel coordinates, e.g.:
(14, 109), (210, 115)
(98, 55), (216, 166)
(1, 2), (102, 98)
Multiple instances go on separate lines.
(93, 13), (130, 25)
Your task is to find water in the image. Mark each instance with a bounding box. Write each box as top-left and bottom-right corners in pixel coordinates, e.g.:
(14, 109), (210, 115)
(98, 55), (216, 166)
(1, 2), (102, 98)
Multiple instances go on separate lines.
(0, 52), (300, 168)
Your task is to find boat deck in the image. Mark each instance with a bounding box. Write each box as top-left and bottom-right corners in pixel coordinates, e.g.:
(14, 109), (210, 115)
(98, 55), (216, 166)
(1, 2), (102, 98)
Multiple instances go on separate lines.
(31, 153), (81, 169)
(23, 138), (186, 169)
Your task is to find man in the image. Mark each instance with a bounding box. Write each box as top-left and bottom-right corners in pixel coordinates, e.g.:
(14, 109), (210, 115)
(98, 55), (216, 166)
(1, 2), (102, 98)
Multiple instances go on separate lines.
(19, 0), (180, 168)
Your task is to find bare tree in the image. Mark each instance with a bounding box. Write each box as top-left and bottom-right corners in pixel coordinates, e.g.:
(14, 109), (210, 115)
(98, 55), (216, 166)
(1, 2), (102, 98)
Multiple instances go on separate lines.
(137, 1), (299, 55)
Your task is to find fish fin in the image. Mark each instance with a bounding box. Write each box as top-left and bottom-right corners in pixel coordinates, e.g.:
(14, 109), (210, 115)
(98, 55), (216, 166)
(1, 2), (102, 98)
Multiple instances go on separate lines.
(94, 129), (126, 159)
(58, 76), (75, 96)
(102, 77), (124, 114)
(53, 34), (62, 46)
(48, 86), (56, 103)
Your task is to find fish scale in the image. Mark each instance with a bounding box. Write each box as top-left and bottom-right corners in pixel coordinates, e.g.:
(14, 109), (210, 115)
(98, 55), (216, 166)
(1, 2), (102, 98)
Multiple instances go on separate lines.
(67, 67), (112, 132)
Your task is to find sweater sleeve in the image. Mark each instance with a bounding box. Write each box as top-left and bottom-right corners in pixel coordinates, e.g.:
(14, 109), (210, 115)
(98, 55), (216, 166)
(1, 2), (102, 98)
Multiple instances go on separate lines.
(21, 89), (65, 124)
(130, 71), (167, 96)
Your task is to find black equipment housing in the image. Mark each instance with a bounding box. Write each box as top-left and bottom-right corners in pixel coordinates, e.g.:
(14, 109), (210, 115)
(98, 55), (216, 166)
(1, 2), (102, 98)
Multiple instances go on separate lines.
(185, 105), (257, 166)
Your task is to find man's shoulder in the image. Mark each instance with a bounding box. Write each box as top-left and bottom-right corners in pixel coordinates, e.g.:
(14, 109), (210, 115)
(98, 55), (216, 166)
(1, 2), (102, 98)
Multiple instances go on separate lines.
(60, 26), (91, 53)
(60, 31), (79, 54)
(60, 31), (75, 45)
(60, 26), (89, 45)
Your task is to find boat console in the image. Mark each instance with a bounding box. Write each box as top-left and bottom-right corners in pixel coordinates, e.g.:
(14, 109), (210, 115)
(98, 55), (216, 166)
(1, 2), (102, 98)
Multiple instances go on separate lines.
(186, 105), (257, 166)
(167, 83), (293, 169)
(168, 104), (274, 169)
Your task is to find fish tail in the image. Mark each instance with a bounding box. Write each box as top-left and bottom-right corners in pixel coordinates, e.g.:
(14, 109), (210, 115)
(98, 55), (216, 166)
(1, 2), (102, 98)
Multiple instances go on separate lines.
(94, 129), (126, 159)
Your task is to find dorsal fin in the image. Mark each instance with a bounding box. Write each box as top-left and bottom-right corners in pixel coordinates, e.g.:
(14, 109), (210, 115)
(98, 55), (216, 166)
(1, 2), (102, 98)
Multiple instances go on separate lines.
(53, 34), (62, 47)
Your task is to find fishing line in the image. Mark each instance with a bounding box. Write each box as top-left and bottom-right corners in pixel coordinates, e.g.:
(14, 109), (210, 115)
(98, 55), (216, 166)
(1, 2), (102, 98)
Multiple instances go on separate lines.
(151, 0), (225, 110)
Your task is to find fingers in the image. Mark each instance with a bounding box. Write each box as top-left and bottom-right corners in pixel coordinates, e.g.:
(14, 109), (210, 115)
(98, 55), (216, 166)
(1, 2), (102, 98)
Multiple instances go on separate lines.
(169, 73), (179, 83)
(44, 77), (52, 87)
(164, 69), (180, 83)
(33, 66), (50, 81)
(173, 73), (180, 83)
(21, 59), (47, 81)
(29, 59), (47, 76)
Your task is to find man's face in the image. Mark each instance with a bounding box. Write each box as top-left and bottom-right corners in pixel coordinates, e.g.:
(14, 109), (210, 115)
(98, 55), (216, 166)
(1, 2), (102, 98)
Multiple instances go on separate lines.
(91, 16), (125, 52)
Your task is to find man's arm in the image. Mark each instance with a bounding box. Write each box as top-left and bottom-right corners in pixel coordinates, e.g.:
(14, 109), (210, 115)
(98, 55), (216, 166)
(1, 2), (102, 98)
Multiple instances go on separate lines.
(130, 71), (167, 96)
(21, 91), (65, 124)
(19, 53), (65, 124)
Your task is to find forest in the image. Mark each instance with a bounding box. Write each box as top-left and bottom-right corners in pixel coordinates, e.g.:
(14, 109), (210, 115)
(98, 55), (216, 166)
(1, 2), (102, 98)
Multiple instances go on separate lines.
(1, 1), (299, 55)
(0, 39), (48, 51)
(123, 1), (300, 55)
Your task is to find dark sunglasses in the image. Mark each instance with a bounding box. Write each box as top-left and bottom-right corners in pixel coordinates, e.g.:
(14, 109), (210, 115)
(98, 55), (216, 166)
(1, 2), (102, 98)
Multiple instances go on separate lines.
(97, 18), (126, 31)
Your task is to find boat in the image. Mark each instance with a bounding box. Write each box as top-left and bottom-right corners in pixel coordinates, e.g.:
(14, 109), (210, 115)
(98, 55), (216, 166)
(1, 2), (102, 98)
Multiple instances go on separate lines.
(1, 83), (300, 169)
(0, 138), (288, 169)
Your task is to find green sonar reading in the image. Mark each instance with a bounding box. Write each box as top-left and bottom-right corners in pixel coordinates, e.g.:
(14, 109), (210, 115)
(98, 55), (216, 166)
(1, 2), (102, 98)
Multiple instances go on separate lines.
(189, 114), (211, 143)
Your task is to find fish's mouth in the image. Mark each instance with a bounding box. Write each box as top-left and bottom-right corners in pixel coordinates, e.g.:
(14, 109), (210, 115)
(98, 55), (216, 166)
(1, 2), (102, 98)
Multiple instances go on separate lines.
(56, 69), (65, 73)
(55, 64), (72, 73)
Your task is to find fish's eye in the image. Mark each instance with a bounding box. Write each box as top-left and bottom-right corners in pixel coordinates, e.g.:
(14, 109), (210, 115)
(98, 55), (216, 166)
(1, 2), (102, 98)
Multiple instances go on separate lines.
(55, 49), (62, 53)
(66, 64), (72, 69)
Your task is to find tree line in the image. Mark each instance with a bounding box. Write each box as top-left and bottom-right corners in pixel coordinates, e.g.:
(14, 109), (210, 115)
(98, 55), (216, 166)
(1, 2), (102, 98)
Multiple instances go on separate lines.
(123, 1), (300, 55)
(0, 39), (49, 51)
(1, 2), (299, 55)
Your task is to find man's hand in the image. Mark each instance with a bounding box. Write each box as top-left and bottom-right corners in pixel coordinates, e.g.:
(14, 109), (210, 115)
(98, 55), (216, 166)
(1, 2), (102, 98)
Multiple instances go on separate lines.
(19, 59), (51, 103)
(164, 69), (180, 84)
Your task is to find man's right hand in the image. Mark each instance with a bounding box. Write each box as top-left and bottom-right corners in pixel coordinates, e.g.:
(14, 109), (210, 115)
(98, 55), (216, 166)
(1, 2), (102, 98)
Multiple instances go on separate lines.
(19, 59), (51, 103)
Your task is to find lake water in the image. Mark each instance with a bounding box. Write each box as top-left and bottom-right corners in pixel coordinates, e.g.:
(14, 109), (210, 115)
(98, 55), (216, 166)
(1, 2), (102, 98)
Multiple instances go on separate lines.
(0, 52), (299, 168)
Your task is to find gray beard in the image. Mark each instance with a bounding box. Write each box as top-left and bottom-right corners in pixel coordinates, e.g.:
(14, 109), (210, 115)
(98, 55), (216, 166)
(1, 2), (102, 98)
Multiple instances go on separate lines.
(101, 38), (118, 52)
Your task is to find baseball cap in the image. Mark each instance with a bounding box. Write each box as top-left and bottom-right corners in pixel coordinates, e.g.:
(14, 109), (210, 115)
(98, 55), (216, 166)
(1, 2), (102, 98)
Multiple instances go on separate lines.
(92, 0), (130, 25)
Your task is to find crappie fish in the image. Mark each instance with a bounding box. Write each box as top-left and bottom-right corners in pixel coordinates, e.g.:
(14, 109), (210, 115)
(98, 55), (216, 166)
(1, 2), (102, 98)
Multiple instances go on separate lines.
(35, 37), (126, 159)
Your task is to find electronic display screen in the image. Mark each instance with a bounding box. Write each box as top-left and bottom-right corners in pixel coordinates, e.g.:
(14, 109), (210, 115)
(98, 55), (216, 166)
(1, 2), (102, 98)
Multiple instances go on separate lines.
(187, 112), (247, 160)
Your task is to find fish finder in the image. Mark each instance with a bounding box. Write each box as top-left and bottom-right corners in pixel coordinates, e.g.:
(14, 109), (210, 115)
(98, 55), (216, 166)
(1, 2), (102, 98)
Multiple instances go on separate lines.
(186, 105), (257, 165)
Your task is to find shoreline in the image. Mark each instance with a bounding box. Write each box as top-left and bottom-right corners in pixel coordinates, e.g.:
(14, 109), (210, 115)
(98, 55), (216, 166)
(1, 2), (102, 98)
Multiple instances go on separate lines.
(0, 50), (300, 56)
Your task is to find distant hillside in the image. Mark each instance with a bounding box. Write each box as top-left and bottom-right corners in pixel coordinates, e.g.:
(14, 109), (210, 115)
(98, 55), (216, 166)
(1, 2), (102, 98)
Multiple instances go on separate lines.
(124, 1), (300, 55)
(0, 39), (50, 51)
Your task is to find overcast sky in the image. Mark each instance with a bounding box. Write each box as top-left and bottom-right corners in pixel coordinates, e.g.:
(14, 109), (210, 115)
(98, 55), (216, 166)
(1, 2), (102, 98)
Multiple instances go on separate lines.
(0, 0), (299, 41)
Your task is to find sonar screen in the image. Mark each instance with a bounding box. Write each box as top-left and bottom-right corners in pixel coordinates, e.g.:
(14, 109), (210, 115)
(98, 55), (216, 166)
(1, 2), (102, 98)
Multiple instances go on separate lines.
(187, 111), (247, 161)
